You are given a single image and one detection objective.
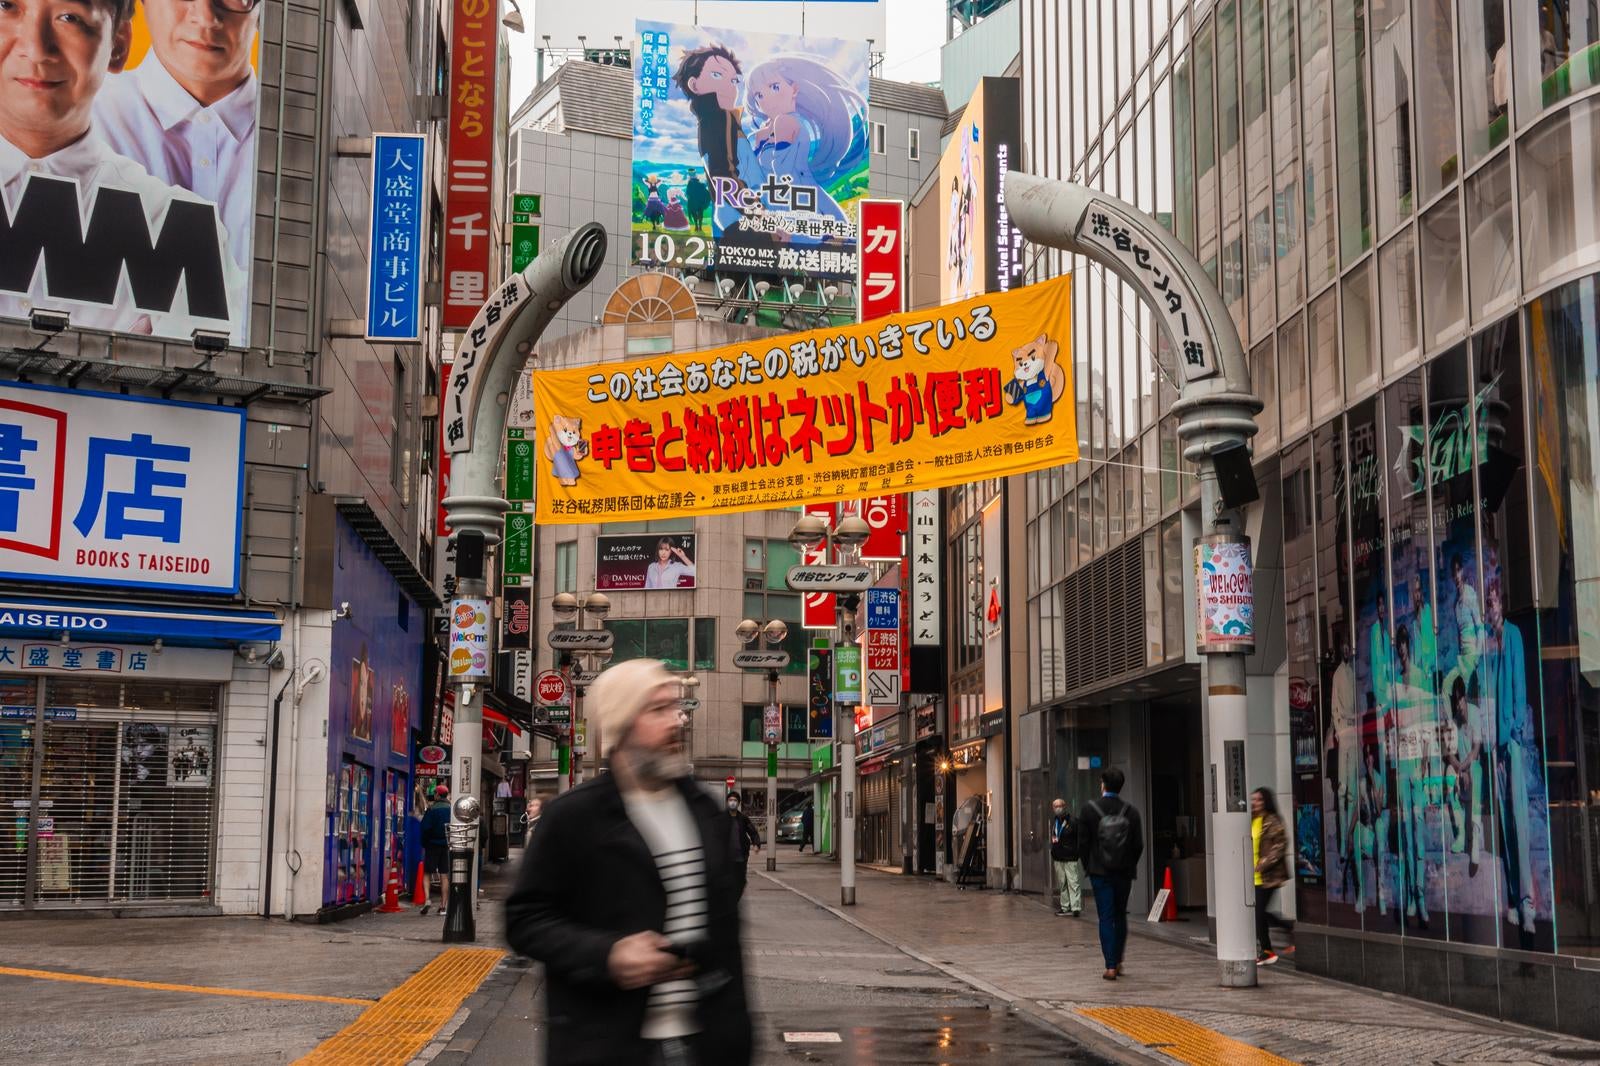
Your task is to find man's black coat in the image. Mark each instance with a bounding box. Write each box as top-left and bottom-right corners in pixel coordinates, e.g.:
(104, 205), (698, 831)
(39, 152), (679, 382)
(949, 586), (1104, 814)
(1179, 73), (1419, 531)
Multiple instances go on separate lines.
(504, 773), (752, 1065)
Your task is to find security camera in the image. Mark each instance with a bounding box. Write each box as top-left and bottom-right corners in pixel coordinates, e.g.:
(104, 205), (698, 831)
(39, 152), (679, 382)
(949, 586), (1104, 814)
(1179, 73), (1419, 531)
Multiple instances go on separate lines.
(265, 647), (286, 670)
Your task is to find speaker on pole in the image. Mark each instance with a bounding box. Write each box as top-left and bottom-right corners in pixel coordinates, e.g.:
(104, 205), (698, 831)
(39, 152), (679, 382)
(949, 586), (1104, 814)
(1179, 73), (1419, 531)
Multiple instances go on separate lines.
(1212, 440), (1260, 510)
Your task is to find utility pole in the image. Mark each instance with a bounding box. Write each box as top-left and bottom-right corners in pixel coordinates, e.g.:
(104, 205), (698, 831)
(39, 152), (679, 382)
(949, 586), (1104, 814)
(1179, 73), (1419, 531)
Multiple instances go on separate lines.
(1005, 172), (1263, 987)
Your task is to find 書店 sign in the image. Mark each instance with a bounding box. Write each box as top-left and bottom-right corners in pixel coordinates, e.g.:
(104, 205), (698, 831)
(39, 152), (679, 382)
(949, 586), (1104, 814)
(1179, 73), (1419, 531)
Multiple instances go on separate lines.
(0, 382), (244, 594)
(531, 277), (1077, 523)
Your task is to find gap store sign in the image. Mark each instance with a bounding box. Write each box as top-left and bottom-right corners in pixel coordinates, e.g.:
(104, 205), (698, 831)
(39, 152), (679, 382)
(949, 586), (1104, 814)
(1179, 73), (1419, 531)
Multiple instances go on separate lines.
(0, 382), (245, 594)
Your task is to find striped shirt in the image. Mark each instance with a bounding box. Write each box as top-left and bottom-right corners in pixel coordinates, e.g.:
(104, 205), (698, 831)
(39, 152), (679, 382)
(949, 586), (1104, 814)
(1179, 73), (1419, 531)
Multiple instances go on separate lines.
(622, 787), (708, 1040)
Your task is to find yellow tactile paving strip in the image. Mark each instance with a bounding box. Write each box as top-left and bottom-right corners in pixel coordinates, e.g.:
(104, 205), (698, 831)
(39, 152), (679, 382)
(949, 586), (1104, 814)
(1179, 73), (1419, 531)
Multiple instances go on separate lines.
(0, 965), (375, 1006)
(294, 947), (504, 1066)
(1079, 1005), (1300, 1066)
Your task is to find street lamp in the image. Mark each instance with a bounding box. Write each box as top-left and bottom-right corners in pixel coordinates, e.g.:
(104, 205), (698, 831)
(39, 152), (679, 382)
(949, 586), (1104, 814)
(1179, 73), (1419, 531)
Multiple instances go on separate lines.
(737, 617), (789, 872)
(785, 512), (872, 905)
(551, 592), (611, 787)
(678, 673), (700, 767)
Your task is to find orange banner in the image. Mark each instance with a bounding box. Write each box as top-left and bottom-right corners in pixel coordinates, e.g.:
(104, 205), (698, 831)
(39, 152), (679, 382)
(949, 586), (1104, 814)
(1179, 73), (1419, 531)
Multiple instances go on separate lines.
(531, 275), (1076, 523)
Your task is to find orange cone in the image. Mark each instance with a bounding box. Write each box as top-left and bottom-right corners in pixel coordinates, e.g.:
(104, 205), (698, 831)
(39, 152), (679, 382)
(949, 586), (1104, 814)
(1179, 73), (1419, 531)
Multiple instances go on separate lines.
(1161, 866), (1178, 921)
(377, 852), (405, 913)
(412, 860), (428, 906)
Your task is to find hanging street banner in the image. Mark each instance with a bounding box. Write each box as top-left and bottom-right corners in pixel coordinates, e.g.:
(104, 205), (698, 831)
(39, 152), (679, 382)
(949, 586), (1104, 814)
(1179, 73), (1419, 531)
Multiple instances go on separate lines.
(531, 276), (1077, 523)
(630, 20), (870, 277)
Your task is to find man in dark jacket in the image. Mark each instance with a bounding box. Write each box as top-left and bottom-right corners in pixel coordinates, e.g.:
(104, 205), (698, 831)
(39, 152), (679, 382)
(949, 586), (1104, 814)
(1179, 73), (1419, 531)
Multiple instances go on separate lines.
(506, 660), (751, 1066)
(1050, 798), (1083, 916)
(419, 785), (451, 917)
(725, 793), (762, 900)
(1078, 767), (1144, 981)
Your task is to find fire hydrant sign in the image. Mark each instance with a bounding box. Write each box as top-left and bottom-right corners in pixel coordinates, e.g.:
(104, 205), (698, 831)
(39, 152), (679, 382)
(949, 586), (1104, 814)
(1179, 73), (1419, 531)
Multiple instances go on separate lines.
(0, 381), (245, 594)
(530, 276), (1076, 523)
(864, 588), (901, 705)
(448, 597), (491, 679)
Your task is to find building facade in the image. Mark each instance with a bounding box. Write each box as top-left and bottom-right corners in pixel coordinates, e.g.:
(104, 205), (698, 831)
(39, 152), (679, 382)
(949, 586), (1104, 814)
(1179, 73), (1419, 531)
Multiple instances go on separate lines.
(1021, 0), (1600, 1036)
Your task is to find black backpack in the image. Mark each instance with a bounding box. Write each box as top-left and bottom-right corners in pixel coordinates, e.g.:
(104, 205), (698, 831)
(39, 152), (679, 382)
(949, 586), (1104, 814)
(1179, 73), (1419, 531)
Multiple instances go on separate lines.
(1089, 799), (1134, 870)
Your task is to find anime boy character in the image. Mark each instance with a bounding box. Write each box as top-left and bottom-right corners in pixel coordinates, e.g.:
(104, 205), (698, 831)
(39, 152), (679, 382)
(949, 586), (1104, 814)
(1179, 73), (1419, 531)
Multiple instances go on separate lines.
(1004, 334), (1067, 425)
(544, 415), (587, 487)
(674, 43), (748, 186)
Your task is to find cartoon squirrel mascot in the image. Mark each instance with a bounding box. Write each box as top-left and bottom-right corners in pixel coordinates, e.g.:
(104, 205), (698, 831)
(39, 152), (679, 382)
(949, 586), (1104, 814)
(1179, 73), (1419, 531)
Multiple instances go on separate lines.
(1004, 334), (1067, 425)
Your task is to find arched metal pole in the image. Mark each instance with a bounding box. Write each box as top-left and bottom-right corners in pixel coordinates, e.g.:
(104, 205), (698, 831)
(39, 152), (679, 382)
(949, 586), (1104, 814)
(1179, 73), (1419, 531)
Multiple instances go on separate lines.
(1004, 172), (1264, 988)
(437, 223), (609, 938)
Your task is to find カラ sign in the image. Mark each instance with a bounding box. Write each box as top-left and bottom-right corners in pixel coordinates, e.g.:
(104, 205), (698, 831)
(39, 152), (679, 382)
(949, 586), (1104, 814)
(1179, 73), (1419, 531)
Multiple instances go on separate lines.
(531, 276), (1077, 523)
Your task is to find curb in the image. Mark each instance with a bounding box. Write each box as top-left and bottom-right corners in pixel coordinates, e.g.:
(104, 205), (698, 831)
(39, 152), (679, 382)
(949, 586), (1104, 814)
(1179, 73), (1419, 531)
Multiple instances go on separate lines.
(755, 869), (1164, 1065)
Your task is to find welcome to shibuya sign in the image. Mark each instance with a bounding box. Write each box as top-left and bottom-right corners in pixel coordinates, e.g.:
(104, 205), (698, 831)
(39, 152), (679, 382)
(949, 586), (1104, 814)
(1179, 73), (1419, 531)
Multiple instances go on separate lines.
(0, 382), (244, 594)
(530, 276), (1079, 522)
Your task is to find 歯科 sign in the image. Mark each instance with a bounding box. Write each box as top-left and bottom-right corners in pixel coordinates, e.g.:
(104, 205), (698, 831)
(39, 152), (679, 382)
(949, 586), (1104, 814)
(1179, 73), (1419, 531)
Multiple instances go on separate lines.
(531, 276), (1077, 523)
(0, 382), (245, 594)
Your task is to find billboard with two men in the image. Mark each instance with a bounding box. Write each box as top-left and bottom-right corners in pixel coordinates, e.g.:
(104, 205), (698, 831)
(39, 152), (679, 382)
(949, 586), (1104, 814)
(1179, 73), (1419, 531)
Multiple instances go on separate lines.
(631, 20), (869, 279)
(0, 0), (258, 346)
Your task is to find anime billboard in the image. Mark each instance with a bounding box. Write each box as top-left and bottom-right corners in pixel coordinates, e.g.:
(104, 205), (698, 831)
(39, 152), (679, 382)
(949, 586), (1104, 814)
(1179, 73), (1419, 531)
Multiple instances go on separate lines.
(631, 20), (870, 278)
(0, 0), (259, 347)
(939, 78), (1022, 304)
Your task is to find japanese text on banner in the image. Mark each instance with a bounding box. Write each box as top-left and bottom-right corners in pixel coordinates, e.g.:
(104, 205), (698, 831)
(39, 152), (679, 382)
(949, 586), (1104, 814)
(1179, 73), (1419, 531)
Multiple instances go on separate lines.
(531, 276), (1077, 523)
(442, 0), (497, 328)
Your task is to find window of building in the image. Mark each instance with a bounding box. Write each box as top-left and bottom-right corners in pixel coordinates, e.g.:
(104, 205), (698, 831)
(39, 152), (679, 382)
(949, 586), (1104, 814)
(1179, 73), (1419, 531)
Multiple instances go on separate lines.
(1308, 285), (1343, 424)
(606, 618), (691, 671)
(1515, 0), (1600, 125)
(742, 703), (808, 744)
(765, 539), (799, 590)
(744, 539), (765, 572)
(1160, 515), (1184, 661)
(554, 541), (576, 593)
(1378, 225), (1420, 375)
(1371, 0), (1415, 241)
(1250, 336), (1279, 454)
(1413, 0), (1459, 201)
(1341, 257), (1378, 398)
(1419, 189), (1465, 347)
(908, 127), (920, 160)
(873, 121), (886, 154)
(1271, 0), (1304, 311)
(1172, 56), (1198, 251)
(694, 617), (716, 672)
(1464, 151), (1516, 323)
(1301, 0), (1338, 287)
(1517, 97), (1600, 291)
(1458, 0), (1509, 166)
(1333, 0), (1372, 264)
(1278, 311), (1309, 440)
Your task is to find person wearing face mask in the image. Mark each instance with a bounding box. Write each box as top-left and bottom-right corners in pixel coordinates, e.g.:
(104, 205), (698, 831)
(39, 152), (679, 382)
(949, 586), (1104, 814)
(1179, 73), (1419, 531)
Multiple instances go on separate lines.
(94, 0), (259, 280)
(505, 659), (751, 1066)
(1049, 798), (1082, 917)
(724, 792), (762, 901)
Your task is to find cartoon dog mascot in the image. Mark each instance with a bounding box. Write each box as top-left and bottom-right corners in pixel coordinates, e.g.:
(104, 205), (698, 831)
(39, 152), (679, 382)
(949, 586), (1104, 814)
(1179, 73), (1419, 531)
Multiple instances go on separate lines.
(1004, 334), (1067, 425)
(545, 415), (588, 487)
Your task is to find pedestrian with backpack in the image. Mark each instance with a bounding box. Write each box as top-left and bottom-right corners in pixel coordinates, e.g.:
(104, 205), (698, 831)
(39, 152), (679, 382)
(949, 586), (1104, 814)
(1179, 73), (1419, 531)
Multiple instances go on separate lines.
(1078, 767), (1144, 981)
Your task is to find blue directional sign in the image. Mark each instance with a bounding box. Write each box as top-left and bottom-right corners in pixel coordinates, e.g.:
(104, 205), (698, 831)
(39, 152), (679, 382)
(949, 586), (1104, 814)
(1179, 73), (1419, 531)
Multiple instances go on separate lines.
(865, 588), (900, 631)
(366, 133), (426, 341)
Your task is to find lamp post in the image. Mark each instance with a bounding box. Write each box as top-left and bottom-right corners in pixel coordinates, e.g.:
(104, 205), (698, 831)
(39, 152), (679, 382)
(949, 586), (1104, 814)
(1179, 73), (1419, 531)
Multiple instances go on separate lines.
(735, 618), (789, 872)
(786, 512), (871, 905)
(678, 673), (700, 772)
(551, 591), (612, 787)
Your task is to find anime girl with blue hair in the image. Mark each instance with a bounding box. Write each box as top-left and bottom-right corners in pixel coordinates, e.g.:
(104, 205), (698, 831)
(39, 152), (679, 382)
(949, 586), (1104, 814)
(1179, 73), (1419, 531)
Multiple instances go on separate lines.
(744, 54), (866, 229)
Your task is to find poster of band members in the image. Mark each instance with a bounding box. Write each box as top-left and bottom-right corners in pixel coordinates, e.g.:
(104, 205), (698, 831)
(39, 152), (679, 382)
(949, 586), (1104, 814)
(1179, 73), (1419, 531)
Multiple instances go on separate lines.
(0, 0), (258, 345)
(596, 533), (698, 591)
(1304, 341), (1555, 952)
(166, 726), (213, 787)
(630, 20), (869, 277)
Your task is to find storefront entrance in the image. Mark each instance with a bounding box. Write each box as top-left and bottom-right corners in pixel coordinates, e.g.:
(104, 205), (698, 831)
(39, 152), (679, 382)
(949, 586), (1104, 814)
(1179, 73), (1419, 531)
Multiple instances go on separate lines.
(0, 675), (221, 911)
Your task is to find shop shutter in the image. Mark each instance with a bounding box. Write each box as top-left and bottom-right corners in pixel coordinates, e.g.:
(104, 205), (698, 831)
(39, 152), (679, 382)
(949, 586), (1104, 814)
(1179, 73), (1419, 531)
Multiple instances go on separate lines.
(0, 677), (37, 907)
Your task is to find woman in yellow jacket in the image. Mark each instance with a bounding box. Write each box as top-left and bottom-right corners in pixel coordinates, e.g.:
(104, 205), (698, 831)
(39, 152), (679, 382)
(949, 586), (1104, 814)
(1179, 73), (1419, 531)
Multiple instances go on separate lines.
(1251, 787), (1294, 964)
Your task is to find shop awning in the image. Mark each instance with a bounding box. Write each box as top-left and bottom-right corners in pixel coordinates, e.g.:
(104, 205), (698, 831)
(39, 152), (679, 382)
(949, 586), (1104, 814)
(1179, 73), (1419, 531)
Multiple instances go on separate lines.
(483, 706), (523, 736)
(0, 596), (282, 647)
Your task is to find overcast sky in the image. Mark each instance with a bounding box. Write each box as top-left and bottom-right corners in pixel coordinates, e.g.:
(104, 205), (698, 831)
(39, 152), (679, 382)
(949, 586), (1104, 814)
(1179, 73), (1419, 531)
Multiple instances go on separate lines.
(507, 0), (948, 113)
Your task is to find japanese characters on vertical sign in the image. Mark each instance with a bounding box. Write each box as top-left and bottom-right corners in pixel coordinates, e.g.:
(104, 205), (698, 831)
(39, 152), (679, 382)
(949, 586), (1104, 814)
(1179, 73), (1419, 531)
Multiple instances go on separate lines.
(800, 502), (837, 629)
(442, 0), (498, 328)
(530, 277), (1078, 523)
(864, 588), (901, 705)
(857, 199), (906, 322)
(444, 276), (531, 455)
(910, 490), (941, 645)
(510, 193), (542, 275)
(505, 429), (534, 501)
(0, 382), (244, 594)
(366, 134), (427, 341)
(852, 495), (906, 561)
(1076, 201), (1219, 382)
(630, 21), (870, 276)
(502, 511), (533, 580)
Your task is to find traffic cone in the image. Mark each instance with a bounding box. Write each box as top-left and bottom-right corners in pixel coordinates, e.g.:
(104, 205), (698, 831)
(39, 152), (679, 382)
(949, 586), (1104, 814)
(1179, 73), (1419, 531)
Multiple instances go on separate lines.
(1161, 865), (1178, 921)
(377, 852), (405, 913)
(412, 860), (428, 906)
